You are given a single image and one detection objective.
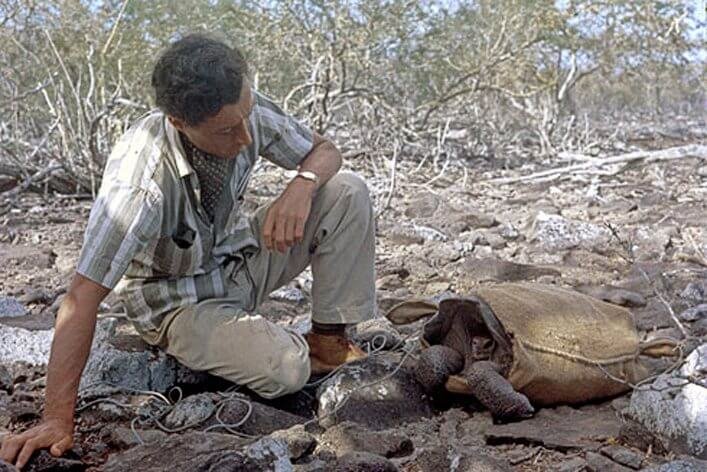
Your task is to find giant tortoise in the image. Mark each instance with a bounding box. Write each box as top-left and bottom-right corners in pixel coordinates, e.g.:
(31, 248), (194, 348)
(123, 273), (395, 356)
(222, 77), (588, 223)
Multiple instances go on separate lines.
(387, 283), (677, 422)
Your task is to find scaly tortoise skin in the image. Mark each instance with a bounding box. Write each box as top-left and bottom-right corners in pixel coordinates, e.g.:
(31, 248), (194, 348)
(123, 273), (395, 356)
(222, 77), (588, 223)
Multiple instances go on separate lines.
(415, 297), (535, 422)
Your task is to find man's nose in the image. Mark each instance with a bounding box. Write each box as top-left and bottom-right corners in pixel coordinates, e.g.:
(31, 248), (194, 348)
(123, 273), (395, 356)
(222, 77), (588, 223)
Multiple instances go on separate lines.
(236, 121), (252, 147)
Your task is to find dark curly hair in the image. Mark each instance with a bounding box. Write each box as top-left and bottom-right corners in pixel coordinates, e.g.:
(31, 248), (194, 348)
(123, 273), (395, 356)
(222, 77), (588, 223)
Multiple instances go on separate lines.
(151, 34), (249, 126)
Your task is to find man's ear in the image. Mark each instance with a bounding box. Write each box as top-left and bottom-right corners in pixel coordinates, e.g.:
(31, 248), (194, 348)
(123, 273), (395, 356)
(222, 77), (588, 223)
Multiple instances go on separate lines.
(168, 115), (187, 132)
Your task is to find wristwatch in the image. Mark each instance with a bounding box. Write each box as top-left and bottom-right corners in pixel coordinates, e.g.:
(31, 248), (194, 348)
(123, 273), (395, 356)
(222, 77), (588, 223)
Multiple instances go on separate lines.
(295, 170), (320, 185)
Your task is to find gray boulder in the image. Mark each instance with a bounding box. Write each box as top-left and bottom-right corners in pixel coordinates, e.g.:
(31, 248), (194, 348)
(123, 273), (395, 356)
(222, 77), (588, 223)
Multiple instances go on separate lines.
(270, 286), (306, 303)
(532, 212), (610, 251)
(0, 326), (53, 365)
(162, 393), (216, 430)
(0, 297), (26, 318)
(680, 304), (707, 322)
(80, 319), (207, 395)
(628, 343), (707, 458)
(641, 457), (707, 471)
(316, 354), (432, 430)
(681, 282), (707, 304)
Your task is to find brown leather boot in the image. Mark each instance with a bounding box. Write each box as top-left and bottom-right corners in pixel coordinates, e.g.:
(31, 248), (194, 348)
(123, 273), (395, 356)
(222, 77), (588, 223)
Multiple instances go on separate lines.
(305, 332), (367, 375)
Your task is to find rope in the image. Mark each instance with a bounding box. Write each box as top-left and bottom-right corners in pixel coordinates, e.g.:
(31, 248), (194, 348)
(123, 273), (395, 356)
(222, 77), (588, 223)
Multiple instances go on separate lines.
(78, 386), (259, 435)
(74, 329), (420, 442)
(517, 339), (643, 366)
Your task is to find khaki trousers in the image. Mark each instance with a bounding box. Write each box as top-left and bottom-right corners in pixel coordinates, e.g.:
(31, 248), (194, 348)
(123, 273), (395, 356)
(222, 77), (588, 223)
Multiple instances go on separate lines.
(154, 172), (375, 398)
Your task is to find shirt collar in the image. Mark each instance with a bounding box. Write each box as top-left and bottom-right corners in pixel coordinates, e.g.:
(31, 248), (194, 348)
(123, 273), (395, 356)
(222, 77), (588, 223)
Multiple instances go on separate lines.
(163, 114), (195, 178)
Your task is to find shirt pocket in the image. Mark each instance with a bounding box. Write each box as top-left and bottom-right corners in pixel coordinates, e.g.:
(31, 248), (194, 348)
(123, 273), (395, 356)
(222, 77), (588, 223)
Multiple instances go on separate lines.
(153, 226), (201, 276)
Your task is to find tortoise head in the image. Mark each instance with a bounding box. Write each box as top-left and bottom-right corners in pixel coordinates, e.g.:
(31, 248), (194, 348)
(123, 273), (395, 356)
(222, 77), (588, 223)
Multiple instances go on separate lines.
(423, 297), (487, 345)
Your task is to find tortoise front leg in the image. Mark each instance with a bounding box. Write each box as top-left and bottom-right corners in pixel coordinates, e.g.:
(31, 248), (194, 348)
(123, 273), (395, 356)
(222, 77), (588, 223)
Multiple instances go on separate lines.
(416, 345), (463, 393)
(462, 361), (534, 422)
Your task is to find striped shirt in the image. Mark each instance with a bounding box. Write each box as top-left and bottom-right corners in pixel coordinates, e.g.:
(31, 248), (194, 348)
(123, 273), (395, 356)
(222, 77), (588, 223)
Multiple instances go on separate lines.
(76, 90), (314, 340)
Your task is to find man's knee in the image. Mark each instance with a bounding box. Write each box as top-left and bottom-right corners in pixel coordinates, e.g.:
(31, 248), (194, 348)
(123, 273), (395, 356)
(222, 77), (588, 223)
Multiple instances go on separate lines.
(326, 172), (371, 206)
(321, 172), (372, 225)
(257, 345), (311, 399)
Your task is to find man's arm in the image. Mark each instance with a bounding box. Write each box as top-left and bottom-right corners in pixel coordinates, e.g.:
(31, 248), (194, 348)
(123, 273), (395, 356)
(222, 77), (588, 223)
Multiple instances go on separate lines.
(298, 132), (343, 189)
(0, 273), (109, 469)
(262, 133), (343, 252)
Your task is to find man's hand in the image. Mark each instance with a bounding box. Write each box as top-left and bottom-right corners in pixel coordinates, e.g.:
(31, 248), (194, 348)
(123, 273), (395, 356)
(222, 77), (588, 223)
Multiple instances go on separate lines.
(262, 178), (316, 252)
(0, 417), (73, 470)
(0, 273), (107, 469)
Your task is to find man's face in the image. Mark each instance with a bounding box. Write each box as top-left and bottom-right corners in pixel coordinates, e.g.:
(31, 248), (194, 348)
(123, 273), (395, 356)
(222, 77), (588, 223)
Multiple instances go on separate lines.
(169, 80), (254, 160)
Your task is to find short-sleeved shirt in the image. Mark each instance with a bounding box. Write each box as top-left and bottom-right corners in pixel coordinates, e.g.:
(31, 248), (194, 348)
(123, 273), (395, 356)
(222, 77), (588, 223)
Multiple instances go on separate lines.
(76, 90), (314, 338)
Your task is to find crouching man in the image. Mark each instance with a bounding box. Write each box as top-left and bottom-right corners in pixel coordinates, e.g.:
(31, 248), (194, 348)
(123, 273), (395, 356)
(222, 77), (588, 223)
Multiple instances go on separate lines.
(1, 34), (375, 469)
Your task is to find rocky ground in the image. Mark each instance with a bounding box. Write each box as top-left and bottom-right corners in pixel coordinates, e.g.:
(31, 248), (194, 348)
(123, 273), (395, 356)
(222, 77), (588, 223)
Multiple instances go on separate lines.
(1, 143), (706, 471)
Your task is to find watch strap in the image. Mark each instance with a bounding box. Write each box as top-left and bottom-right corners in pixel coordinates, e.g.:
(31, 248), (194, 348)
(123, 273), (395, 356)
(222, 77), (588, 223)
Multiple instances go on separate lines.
(296, 171), (319, 184)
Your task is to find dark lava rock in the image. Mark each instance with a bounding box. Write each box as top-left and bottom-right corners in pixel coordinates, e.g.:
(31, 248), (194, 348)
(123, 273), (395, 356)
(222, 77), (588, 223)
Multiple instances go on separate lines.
(437, 408), (493, 448)
(108, 427), (168, 449)
(316, 354), (432, 430)
(464, 257), (560, 282)
(8, 401), (40, 423)
(633, 298), (675, 331)
(619, 417), (669, 456)
(693, 317), (707, 337)
(271, 425), (317, 461)
(463, 211), (498, 229)
(599, 445), (645, 469)
(555, 457), (588, 472)
(203, 395), (305, 436)
(334, 451), (397, 472)
(0, 246), (55, 271)
(404, 194), (440, 219)
(485, 405), (621, 451)
(18, 290), (53, 306)
(585, 451), (633, 472)
(0, 461), (17, 472)
(0, 365), (12, 393)
(23, 450), (85, 471)
(575, 285), (646, 307)
(620, 263), (671, 298)
(318, 421), (413, 458)
(101, 432), (290, 472)
(293, 457), (329, 471)
(406, 447), (511, 472)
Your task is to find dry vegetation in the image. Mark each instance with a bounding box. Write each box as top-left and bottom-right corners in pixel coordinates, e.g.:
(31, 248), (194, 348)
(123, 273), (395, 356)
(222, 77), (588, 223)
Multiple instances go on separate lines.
(0, 0), (704, 204)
